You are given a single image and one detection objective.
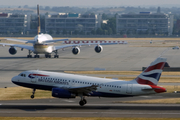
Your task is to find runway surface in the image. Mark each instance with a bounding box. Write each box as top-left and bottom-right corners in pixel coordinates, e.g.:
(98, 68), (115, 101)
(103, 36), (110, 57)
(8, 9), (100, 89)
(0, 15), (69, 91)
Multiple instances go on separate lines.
(0, 40), (180, 118)
(0, 93), (180, 118)
(0, 41), (179, 88)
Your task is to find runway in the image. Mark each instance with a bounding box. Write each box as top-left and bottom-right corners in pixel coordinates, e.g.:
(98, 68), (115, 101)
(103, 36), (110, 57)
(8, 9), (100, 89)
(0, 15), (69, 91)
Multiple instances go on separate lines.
(0, 94), (180, 118)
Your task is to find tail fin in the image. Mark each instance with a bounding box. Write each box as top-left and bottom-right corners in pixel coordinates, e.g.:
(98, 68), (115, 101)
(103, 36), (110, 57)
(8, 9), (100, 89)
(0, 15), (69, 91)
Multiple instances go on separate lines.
(134, 57), (167, 86)
(37, 4), (41, 34)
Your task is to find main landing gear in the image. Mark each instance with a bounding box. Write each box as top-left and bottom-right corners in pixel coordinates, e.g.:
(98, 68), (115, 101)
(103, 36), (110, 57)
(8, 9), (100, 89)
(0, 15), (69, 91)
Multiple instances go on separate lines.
(34, 54), (40, 58)
(27, 50), (32, 58)
(79, 96), (87, 106)
(45, 54), (51, 58)
(54, 50), (59, 58)
(31, 88), (36, 99)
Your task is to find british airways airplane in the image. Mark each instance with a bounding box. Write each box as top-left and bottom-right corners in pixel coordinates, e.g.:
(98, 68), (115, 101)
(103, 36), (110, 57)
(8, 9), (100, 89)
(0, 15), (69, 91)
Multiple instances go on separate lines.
(0, 5), (121, 58)
(11, 57), (167, 106)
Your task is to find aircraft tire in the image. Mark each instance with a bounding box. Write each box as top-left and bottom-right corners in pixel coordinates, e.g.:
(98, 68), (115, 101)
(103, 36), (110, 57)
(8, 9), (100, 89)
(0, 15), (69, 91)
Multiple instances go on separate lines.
(79, 100), (85, 106)
(83, 99), (87, 104)
(31, 95), (34, 99)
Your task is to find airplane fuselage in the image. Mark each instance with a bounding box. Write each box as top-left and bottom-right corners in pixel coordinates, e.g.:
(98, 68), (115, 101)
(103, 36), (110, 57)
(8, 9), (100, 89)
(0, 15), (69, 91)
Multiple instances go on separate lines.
(12, 70), (164, 97)
(33, 34), (54, 54)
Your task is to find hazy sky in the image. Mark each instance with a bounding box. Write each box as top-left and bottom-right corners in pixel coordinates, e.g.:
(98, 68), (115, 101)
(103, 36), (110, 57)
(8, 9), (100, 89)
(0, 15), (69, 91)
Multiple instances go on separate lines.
(2, 0), (180, 7)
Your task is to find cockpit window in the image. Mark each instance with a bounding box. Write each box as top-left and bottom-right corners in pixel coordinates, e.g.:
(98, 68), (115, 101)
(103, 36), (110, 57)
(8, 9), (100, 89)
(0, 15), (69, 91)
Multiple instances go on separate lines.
(19, 73), (26, 77)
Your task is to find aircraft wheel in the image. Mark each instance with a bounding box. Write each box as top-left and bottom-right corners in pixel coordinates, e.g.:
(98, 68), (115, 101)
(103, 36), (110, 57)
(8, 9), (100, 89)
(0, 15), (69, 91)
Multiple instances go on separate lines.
(31, 95), (34, 99)
(83, 99), (87, 104)
(54, 55), (56, 58)
(79, 100), (85, 106)
(30, 55), (32, 58)
(49, 55), (51, 58)
(57, 55), (59, 58)
(37, 55), (40, 58)
(34, 55), (37, 58)
(27, 55), (29, 58)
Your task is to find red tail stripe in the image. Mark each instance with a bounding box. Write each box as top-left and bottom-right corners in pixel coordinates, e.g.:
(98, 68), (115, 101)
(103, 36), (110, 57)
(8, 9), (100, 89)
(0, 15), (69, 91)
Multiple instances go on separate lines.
(144, 62), (165, 72)
(136, 77), (156, 85)
(149, 85), (166, 93)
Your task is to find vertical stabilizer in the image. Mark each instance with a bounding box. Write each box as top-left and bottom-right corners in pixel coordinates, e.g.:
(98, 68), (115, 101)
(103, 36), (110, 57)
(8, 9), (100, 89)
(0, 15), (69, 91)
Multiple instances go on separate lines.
(37, 4), (41, 34)
(133, 57), (167, 86)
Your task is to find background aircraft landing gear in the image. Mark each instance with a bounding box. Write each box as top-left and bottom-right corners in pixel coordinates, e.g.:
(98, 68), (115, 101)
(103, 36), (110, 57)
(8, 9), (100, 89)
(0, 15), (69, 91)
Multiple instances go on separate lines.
(27, 50), (32, 58)
(27, 55), (32, 58)
(34, 54), (39, 58)
(54, 50), (59, 58)
(54, 55), (59, 58)
(45, 54), (51, 58)
(31, 88), (36, 99)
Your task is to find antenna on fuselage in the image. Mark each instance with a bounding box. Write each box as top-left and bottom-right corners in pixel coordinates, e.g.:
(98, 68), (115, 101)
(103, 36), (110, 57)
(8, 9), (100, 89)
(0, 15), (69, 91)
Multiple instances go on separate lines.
(37, 4), (41, 34)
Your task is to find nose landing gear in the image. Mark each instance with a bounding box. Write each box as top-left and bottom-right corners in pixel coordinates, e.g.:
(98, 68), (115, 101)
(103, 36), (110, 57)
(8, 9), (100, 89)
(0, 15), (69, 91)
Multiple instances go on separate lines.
(31, 88), (36, 99)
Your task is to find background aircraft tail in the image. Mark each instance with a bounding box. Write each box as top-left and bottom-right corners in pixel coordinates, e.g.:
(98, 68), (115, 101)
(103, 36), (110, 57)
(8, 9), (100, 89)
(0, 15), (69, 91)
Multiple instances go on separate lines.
(133, 57), (167, 86)
(37, 4), (41, 34)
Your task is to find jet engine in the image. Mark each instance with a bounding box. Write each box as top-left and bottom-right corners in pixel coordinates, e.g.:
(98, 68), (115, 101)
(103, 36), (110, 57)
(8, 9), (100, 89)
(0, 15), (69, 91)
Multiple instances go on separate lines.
(52, 88), (76, 98)
(94, 45), (103, 53)
(72, 47), (80, 55)
(9, 47), (17, 55)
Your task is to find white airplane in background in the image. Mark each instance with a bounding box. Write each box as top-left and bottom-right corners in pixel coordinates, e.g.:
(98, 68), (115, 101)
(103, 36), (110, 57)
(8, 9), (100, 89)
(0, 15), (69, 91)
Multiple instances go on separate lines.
(12, 57), (167, 106)
(0, 5), (120, 58)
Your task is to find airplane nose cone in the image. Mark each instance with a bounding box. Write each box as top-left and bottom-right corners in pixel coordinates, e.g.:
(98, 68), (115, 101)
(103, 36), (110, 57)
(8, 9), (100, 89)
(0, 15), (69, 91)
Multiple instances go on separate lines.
(11, 76), (18, 83)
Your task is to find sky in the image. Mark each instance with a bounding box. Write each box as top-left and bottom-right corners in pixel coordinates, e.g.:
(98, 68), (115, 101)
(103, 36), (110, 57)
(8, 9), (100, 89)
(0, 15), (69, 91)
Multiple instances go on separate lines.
(1, 0), (180, 7)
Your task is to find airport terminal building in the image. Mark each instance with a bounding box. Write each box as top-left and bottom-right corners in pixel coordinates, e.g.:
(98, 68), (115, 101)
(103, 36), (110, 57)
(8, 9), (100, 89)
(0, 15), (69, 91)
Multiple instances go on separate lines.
(116, 12), (174, 36)
(45, 13), (102, 35)
(0, 13), (28, 34)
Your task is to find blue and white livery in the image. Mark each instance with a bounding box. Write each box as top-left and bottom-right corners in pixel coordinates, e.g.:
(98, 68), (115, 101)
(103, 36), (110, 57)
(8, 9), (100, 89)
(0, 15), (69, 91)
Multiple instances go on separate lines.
(11, 57), (167, 106)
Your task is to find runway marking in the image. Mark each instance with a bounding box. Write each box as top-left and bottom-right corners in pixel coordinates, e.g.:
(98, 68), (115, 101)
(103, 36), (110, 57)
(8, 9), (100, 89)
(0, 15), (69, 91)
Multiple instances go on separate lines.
(62, 100), (75, 102)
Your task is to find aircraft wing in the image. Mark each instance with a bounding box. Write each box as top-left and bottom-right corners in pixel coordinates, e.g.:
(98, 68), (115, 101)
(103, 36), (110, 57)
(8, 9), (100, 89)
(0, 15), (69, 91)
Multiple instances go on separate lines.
(53, 43), (118, 51)
(0, 43), (34, 51)
(43, 38), (69, 43)
(5, 38), (35, 44)
(59, 85), (98, 95)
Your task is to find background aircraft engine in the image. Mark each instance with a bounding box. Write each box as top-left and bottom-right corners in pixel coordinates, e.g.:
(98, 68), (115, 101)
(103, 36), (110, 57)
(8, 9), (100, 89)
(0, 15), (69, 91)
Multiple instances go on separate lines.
(94, 45), (103, 53)
(9, 47), (17, 55)
(52, 88), (76, 98)
(72, 47), (80, 55)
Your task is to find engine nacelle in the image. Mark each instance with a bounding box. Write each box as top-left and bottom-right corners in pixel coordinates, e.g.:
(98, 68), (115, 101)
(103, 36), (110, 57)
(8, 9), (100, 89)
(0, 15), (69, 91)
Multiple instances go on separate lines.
(72, 47), (80, 55)
(94, 45), (103, 53)
(52, 88), (76, 98)
(9, 47), (17, 55)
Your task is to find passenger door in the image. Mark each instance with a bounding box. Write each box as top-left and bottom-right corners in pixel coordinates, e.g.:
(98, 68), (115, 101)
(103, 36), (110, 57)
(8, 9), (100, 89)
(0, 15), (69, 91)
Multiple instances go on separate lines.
(126, 84), (133, 94)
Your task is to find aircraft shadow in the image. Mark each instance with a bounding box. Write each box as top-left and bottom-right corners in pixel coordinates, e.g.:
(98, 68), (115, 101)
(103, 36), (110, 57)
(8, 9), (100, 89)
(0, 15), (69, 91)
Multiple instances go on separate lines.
(0, 105), (180, 111)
